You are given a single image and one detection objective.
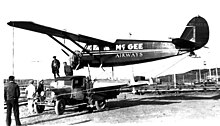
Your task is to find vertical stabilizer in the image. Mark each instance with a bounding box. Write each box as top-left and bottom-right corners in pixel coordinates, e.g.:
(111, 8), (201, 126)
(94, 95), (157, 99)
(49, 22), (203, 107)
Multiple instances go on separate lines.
(180, 16), (209, 49)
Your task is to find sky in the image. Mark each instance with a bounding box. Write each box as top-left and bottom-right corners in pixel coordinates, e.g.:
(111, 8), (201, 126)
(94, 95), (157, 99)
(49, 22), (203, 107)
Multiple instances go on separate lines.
(1, 0), (220, 80)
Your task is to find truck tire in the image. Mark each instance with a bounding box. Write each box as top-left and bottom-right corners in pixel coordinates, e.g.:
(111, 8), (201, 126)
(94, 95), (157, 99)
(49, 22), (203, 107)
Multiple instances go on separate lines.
(34, 104), (45, 113)
(34, 98), (45, 113)
(55, 99), (65, 115)
(95, 100), (106, 111)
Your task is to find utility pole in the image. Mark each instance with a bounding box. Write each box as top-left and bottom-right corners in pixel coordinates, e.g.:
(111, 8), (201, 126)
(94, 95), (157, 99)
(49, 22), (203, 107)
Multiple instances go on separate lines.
(204, 61), (208, 80)
(112, 67), (114, 80)
(182, 74), (185, 84)
(216, 67), (218, 84)
(196, 72), (198, 82)
(129, 32), (132, 39)
(12, 26), (15, 76)
(199, 69), (201, 82)
(173, 74), (176, 88)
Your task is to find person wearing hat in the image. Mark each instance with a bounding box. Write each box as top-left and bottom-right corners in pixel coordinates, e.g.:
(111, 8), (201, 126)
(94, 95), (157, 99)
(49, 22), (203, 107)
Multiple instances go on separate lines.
(4, 76), (22, 126)
(51, 56), (60, 79)
(63, 62), (73, 76)
(25, 80), (36, 114)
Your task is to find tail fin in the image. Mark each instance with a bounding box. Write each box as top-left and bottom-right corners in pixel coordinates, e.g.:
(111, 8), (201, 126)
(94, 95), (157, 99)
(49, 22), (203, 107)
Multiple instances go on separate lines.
(180, 16), (209, 49)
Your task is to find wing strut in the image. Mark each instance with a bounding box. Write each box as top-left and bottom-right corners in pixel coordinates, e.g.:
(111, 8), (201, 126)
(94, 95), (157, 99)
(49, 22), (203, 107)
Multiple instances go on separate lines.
(64, 34), (90, 54)
(61, 49), (70, 56)
(48, 35), (76, 55)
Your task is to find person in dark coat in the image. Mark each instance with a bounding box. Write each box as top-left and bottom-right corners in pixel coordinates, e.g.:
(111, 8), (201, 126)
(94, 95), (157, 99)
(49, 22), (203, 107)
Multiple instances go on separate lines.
(4, 76), (21, 126)
(36, 80), (44, 96)
(51, 56), (60, 79)
(63, 62), (73, 76)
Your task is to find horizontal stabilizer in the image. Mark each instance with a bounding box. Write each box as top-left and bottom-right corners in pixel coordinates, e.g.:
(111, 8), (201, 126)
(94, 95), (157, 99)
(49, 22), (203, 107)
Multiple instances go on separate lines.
(172, 38), (196, 49)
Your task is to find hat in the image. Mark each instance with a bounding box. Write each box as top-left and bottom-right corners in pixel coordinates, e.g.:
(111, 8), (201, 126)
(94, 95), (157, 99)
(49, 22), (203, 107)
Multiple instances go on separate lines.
(39, 80), (44, 84)
(9, 76), (15, 81)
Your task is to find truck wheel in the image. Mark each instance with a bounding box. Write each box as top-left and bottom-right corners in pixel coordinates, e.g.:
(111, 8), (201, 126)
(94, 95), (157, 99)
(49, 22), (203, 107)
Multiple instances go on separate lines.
(95, 100), (106, 111)
(34, 104), (45, 113)
(55, 99), (65, 115)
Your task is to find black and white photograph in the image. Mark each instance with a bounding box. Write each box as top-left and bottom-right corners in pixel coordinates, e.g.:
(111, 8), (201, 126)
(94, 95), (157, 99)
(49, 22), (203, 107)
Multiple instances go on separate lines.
(1, 0), (220, 126)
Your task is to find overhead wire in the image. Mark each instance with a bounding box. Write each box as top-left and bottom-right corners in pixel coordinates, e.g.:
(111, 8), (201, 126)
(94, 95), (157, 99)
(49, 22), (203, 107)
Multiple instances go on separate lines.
(155, 54), (189, 78)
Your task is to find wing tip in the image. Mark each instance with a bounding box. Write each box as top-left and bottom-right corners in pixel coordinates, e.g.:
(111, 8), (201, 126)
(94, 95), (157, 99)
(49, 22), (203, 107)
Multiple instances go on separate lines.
(7, 21), (35, 26)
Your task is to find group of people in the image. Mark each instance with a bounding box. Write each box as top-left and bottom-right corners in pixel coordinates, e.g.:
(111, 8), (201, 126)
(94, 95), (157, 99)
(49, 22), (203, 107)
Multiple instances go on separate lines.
(25, 79), (44, 114)
(4, 55), (78, 126)
(51, 56), (74, 79)
(4, 76), (45, 126)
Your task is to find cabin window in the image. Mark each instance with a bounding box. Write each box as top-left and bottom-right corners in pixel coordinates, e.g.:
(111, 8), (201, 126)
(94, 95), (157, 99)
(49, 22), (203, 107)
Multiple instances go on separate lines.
(86, 45), (92, 51)
(93, 45), (99, 51)
(104, 46), (110, 50)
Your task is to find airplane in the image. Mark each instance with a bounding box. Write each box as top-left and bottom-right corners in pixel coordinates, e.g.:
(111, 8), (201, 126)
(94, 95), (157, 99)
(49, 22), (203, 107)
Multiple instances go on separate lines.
(7, 16), (209, 71)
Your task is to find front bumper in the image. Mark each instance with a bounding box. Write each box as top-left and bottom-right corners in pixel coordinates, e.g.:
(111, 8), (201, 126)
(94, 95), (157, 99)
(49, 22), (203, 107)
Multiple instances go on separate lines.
(34, 97), (55, 106)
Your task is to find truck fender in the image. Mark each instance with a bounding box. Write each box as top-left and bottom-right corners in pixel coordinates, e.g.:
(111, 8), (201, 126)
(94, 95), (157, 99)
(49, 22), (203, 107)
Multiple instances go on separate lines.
(90, 93), (106, 101)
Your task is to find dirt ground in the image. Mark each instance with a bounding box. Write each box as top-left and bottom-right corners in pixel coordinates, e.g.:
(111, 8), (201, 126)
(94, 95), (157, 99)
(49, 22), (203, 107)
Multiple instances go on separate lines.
(3, 91), (220, 126)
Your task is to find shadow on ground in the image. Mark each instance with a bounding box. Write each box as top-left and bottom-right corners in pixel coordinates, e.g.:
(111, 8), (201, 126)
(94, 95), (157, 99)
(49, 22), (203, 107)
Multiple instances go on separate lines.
(23, 97), (179, 125)
(146, 93), (220, 100)
(24, 109), (91, 125)
(107, 97), (179, 110)
(23, 92), (220, 125)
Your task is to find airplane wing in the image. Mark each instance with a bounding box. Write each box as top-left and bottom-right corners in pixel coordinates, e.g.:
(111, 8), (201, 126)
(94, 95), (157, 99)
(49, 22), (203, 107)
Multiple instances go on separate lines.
(7, 21), (115, 47)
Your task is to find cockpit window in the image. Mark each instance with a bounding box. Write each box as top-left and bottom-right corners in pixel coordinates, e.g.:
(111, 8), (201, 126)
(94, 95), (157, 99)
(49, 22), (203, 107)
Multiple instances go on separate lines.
(85, 45), (113, 51)
(85, 45), (99, 51)
(93, 45), (99, 51)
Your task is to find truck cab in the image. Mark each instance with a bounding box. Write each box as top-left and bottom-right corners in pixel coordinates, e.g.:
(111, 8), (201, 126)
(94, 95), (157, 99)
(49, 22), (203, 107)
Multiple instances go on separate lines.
(34, 76), (93, 115)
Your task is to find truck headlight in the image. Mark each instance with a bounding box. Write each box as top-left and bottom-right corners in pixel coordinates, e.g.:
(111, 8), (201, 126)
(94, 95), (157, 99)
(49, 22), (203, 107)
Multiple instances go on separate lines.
(51, 92), (55, 98)
(40, 91), (45, 96)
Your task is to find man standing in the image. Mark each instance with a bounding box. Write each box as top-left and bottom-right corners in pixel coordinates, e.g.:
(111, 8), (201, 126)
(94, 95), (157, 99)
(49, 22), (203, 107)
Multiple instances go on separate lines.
(63, 62), (73, 76)
(4, 76), (21, 126)
(36, 80), (45, 102)
(36, 80), (44, 96)
(25, 80), (36, 114)
(51, 56), (60, 79)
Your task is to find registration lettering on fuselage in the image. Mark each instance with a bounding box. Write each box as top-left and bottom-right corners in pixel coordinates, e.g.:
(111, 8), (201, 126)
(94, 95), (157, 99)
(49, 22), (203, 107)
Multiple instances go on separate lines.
(115, 43), (144, 58)
(116, 43), (143, 50)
